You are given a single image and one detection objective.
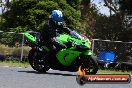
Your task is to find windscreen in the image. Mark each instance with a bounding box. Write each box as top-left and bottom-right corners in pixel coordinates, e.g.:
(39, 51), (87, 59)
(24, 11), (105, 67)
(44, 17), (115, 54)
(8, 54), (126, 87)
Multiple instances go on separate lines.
(70, 31), (83, 39)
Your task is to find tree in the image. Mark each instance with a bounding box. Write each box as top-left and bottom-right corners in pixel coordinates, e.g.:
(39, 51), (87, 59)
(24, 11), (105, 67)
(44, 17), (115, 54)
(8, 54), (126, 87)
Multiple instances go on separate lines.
(0, 0), (81, 46)
(0, 33), (22, 47)
(80, 1), (99, 38)
(119, 0), (132, 15)
(78, 0), (130, 41)
(93, 14), (124, 40)
(103, 0), (119, 14)
(79, 0), (123, 40)
(66, 0), (81, 10)
(104, 0), (132, 41)
(1, 0), (81, 32)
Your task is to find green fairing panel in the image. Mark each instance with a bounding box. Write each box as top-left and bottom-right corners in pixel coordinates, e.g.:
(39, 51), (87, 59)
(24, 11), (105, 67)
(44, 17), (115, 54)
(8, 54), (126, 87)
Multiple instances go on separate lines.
(83, 40), (90, 48)
(24, 32), (36, 43)
(70, 37), (91, 49)
(56, 34), (69, 43)
(56, 34), (90, 49)
(56, 49), (81, 66)
(83, 50), (93, 55)
(56, 34), (92, 66)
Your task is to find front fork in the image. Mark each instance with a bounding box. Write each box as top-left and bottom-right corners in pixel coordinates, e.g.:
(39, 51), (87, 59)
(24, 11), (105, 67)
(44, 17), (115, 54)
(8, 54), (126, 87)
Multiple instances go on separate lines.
(76, 51), (93, 72)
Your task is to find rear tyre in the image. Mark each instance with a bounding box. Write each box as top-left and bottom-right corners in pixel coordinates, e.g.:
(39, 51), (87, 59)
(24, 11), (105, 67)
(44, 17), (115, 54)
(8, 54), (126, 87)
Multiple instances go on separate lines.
(28, 49), (50, 73)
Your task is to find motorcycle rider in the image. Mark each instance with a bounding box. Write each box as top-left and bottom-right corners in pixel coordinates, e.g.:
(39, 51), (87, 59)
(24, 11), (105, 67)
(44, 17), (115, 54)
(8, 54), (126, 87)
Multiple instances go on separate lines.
(39, 9), (72, 51)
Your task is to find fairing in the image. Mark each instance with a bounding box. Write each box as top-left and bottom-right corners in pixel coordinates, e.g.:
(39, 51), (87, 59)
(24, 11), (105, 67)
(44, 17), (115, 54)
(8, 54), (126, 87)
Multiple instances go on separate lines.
(55, 31), (92, 66)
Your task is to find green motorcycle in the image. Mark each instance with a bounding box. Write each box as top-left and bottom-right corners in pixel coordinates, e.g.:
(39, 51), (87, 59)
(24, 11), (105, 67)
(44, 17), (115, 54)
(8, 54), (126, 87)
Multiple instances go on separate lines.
(24, 30), (98, 74)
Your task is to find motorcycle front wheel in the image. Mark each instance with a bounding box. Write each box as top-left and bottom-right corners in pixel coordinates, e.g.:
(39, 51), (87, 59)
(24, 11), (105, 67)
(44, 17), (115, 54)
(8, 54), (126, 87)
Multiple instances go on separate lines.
(80, 56), (99, 75)
(28, 49), (50, 72)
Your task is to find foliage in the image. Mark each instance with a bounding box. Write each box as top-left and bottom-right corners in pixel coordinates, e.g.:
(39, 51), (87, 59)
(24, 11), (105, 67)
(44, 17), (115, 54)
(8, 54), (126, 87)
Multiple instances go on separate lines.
(80, 3), (99, 37)
(66, 0), (81, 10)
(0, 33), (23, 47)
(119, 0), (132, 14)
(93, 14), (124, 41)
(1, 0), (131, 42)
(102, 0), (132, 41)
(1, 0), (81, 32)
(79, 1), (127, 41)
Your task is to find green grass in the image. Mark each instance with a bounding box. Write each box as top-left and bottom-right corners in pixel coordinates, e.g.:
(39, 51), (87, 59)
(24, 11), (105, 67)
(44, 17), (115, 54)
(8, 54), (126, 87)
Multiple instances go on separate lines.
(0, 60), (30, 68)
(98, 69), (132, 75)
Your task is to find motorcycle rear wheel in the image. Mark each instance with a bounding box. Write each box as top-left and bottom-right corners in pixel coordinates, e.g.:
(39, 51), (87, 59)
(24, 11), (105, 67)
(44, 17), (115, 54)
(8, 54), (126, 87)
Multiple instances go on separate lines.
(28, 49), (50, 72)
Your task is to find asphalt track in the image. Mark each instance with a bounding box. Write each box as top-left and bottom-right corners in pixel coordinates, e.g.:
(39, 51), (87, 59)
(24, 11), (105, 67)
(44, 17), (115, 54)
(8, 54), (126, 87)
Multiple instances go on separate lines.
(0, 67), (131, 88)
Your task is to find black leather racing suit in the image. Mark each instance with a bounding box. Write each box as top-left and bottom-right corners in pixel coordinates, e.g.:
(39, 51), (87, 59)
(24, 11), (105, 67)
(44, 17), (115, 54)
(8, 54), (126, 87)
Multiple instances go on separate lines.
(39, 18), (71, 51)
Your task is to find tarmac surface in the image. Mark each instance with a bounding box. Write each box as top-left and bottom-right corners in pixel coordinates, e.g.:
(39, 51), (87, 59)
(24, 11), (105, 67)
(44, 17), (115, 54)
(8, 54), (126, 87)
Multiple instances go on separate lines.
(0, 67), (131, 88)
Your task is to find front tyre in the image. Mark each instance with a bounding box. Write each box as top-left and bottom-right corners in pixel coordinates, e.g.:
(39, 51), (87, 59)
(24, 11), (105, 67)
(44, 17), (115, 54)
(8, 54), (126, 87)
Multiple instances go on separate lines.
(81, 56), (98, 75)
(28, 49), (50, 73)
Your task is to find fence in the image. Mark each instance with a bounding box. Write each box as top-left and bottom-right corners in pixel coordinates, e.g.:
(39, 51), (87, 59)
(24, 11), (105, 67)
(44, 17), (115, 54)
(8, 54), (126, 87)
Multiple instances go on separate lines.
(0, 32), (31, 61)
(0, 32), (132, 64)
(92, 39), (132, 63)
